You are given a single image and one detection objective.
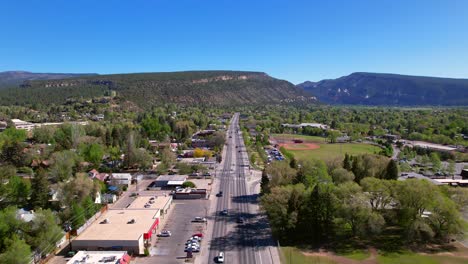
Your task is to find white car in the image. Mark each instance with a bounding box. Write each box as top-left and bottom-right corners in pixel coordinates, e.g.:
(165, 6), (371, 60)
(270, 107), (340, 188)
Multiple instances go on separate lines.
(217, 252), (224, 263)
(157, 230), (171, 237)
(193, 217), (207, 222)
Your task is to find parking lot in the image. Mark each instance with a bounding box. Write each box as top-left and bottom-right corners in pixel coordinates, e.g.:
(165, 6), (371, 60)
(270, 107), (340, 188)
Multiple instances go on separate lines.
(135, 199), (211, 264)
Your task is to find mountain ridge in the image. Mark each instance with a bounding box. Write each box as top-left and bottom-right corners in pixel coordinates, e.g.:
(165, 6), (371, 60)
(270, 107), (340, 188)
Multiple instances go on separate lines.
(297, 72), (468, 106)
(0, 70), (316, 107)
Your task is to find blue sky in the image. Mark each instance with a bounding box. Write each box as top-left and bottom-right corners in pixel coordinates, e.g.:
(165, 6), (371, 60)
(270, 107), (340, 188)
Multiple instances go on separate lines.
(1, 0), (467, 83)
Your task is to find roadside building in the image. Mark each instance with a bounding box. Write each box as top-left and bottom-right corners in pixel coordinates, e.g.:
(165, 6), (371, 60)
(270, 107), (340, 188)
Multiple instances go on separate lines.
(109, 173), (132, 187)
(66, 251), (130, 264)
(174, 188), (207, 199)
(72, 195), (172, 255)
(149, 175), (187, 188)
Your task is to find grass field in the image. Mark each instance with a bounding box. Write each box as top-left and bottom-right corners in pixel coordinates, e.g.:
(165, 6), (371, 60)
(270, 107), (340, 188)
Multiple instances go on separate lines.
(272, 134), (381, 162)
(280, 247), (337, 264)
(280, 247), (468, 264)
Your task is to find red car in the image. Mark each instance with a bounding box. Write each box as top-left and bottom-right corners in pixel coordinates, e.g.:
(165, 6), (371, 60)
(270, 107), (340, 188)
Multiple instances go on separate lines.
(192, 233), (203, 238)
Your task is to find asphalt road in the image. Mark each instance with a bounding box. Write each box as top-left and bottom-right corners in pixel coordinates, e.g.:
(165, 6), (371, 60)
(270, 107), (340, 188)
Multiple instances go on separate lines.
(207, 113), (257, 264)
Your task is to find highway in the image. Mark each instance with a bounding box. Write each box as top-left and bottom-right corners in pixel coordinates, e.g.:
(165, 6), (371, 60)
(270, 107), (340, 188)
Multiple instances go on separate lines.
(207, 113), (256, 264)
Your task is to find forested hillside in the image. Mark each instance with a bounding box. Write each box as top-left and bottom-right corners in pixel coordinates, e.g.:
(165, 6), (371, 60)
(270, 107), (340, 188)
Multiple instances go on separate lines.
(298, 72), (468, 106)
(0, 71), (315, 107)
(0, 71), (96, 88)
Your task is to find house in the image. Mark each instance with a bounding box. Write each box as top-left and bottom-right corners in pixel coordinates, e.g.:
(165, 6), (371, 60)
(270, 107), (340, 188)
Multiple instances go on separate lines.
(109, 173), (132, 187)
(16, 208), (35, 223)
(88, 169), (109, 182)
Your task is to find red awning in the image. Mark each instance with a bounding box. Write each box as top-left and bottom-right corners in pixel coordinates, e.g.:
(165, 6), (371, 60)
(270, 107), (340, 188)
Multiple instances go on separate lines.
(143, 218), (159, 239)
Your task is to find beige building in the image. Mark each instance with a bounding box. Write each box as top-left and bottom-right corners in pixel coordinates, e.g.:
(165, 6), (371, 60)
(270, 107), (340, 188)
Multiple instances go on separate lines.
(72, 195), (172, 255)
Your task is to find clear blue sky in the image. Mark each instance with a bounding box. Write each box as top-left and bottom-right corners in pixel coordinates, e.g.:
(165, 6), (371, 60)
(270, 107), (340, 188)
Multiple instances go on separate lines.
(1, 0), (467, 83)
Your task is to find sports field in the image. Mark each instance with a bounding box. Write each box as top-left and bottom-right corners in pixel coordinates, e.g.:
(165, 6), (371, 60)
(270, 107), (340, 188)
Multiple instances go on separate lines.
(272, 134), (381, 162)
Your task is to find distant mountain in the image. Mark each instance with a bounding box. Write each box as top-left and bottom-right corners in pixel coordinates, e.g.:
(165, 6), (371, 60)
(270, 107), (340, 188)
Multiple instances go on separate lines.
(0, 71), (316, 107)
(0, 71), (97, 89)
(298, 72), (468, 106)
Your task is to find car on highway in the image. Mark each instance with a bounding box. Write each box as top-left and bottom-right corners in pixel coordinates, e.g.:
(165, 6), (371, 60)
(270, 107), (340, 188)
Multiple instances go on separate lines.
(193, 217), (207, 222)
(157, 230), (172, 237)
(220, 209), (228, 216)
(236, 217), (245, 224)
(216, 191), (223, 197)
(192, 233), (203, 238)
(217, 252), (224, 263)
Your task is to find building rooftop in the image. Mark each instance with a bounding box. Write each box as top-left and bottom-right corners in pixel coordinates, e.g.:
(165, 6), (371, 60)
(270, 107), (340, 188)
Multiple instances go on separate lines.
(75, 195), (171, 241)
(66, 251), (130, 264)
(127, 195), (171, 210)
(156, 175), (187, 181)
(74, 208), (159, 241)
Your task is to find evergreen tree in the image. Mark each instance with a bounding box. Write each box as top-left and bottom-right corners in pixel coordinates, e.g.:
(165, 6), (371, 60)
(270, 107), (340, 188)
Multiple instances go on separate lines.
(290, 157), (298, 169)
(343, 153), (352, 171)
(383, 159), (399, 180)
(260, 169), (270, 195)
(30, 169), (50, 209)
(71, 202), (86, 230)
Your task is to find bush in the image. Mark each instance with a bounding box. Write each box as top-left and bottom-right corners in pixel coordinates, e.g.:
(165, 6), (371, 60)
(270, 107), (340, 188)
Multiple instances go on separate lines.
(182, 181), (196, 188)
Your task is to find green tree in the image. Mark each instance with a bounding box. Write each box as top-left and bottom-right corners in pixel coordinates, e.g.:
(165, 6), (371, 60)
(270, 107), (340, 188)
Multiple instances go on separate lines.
(343, 153), (352, 171)
(49, 150), (79, 182)
(331, 168), (355, 184)
(81, 143), (104, 166)
(30, 169), (50, 209)
(182, 181), (196, 188)
(361, 177), (393, 211)
(25, 209), (63, 256)
(3, 176), (31, 208)
(82, 196), (97, 219)
(383, 159), (399, 180)
(430, 152), (441, 172)
(70, 202), (86, 230)
(260, 169), (270, 195)
(0, 235), (31, 264)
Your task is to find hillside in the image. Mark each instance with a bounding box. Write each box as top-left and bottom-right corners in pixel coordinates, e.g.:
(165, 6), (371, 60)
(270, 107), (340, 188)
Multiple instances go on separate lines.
(0, 71), (316, 107)
(298, 72), (468, 106)
(0, 71), (96, 88)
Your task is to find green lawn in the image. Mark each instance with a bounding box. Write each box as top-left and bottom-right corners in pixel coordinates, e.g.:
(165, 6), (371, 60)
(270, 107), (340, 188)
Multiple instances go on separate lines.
(280, 247), (337, 264)
(272, 134), (327, 143)
(290, 143), (381, 162)
(280, 247), (468, 264)
(377, 252), (468, 264)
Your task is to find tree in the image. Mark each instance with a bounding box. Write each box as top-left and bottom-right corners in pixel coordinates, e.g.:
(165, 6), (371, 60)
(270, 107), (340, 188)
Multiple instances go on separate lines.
(361, 177), (393, 211)
(447, 160), (456, 176)
(327, 130), (340, 143)
(3, 176), (30, 208)
(343, 153), (352, 171)
(25, 209), (63, 256)
(82, 196), (97, 219)
(428, 194), (462, 239)
(59, 173), (100, 206)
(0, 235), (31, 264)
(182, 181), (196, 188)
(266, 161), (297, 187)
(383, 159), (399, 180)
(49, 150), (79, 182)
(70, 202), (86, 230)
(331, 168), (355, 184)
(430, 152), (441, 172)
(260, 169), (270, 195)
(81, 143), (104, 166)
(30, 169), (50, 209)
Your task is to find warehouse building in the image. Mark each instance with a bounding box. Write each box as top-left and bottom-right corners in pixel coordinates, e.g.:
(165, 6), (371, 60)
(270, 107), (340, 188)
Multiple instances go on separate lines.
(72, 195), (172, 255)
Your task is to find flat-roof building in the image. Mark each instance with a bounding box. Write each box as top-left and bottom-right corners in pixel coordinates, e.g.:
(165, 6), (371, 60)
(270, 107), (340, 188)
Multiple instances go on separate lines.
(150, 175), (187, 188)
(66, 251), (130, 264)
(72, 195), (172, 255)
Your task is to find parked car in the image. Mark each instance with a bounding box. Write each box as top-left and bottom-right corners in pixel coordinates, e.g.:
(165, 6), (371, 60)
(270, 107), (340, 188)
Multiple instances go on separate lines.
(192, 233), (203, 238)
(157, 230), (172, 237)
(193, 217), (207, 222)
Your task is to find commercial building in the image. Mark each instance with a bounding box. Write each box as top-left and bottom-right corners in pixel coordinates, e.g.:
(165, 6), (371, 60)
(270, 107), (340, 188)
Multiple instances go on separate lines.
(72, 195), (172, 255)
(174, 188), (207, 199)
(149, 175), (187, 188)
(66, 251), (130, 264)
(109, 173), (132, 187)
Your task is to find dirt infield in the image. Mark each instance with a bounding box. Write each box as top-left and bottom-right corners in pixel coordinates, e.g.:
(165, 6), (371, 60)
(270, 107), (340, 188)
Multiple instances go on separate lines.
(278, 143), (320, 151)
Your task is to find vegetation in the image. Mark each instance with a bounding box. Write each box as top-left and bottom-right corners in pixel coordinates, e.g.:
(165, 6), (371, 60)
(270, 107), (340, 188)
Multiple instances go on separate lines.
(0, 71), (315, 108)
(299, 72), (468, 106)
